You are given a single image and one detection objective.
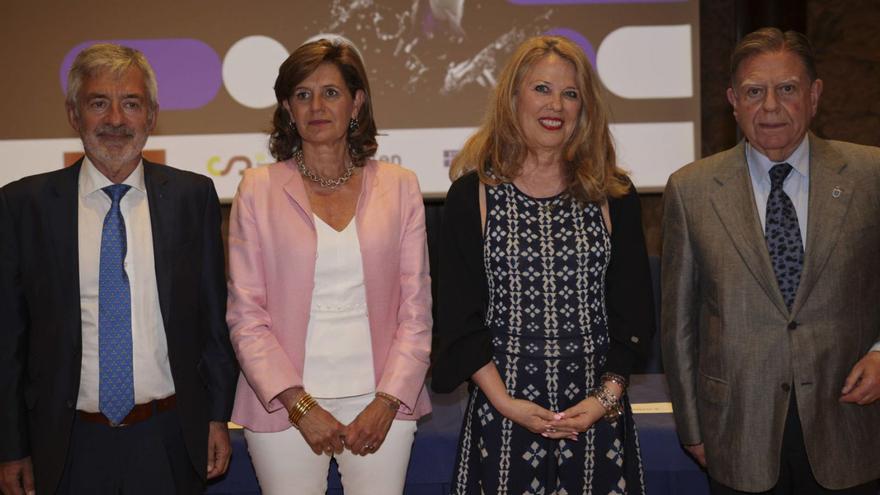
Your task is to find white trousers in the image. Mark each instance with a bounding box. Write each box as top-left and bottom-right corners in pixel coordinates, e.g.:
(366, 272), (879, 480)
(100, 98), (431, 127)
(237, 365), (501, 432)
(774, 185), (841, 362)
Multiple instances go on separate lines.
(244, 393), (418, 495)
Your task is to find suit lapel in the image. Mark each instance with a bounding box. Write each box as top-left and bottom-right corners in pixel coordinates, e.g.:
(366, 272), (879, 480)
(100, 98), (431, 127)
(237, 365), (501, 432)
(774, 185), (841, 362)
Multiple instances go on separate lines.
(355, 159), (378, 279)
(144, 161), (174, 330)
(48, 162), (84, 344)
(355, 159), (377, 232)
(791, 136), (854, 314)
(709, 143), (790, 316)
(281, 160), (315, 227)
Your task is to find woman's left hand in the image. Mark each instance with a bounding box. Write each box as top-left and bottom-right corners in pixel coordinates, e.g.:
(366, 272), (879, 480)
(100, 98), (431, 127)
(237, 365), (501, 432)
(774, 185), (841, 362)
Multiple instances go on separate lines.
(343, 398), (396, 455)
(543, 397), (607, 440)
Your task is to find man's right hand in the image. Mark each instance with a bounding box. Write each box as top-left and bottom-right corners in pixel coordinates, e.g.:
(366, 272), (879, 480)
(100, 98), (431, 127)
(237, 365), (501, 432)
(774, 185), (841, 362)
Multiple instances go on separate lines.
(0, 457), (35, 495)
(684, 443), (707, 467)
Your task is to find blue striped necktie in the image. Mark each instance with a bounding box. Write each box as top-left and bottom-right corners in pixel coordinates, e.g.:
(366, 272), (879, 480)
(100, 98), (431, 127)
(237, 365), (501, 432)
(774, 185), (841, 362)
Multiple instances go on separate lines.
(99, 184), (134, 425)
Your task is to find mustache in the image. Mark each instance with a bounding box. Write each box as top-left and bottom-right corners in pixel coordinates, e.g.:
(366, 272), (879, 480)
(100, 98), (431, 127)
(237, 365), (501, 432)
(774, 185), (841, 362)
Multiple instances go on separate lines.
(96, 125), (134, 137)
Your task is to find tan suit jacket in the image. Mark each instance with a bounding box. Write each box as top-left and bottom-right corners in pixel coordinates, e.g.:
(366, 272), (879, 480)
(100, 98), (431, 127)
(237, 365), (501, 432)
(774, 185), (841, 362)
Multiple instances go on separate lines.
(661, 135), (880, 491)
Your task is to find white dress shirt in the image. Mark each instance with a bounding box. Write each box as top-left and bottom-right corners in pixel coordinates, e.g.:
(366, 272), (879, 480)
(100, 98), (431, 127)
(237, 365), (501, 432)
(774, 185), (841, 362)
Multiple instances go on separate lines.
(76, 157), (175, 412)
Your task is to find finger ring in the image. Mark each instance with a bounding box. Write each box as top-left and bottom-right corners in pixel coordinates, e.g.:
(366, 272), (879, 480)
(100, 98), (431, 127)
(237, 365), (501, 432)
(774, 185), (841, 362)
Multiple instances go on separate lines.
(365, 444), (374, 450)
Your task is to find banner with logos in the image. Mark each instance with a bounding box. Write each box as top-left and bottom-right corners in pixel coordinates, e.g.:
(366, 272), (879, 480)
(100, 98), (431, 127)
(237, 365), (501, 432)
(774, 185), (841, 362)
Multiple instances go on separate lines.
(1, 1), (699, 198)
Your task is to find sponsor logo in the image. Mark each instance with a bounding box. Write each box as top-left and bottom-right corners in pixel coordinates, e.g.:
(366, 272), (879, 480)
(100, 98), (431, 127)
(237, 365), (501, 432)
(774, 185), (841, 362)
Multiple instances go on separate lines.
(206, 153), (271, 176)
(376, 154), (402, 164)
(443, 149), (459, 168)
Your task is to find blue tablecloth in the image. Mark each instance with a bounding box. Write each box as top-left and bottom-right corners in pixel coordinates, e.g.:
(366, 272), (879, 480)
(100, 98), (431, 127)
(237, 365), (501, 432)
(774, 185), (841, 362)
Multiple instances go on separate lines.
(629, 374), (710, 495)
(207, 374), (709, 494)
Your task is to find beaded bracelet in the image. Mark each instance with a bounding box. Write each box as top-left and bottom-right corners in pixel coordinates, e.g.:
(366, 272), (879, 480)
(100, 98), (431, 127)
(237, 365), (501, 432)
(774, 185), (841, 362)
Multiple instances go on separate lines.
(288, 393), (318, 428)
(601, 372), (628, 391)
(375, 391), (401, 412)
(588, 386), (623, 423)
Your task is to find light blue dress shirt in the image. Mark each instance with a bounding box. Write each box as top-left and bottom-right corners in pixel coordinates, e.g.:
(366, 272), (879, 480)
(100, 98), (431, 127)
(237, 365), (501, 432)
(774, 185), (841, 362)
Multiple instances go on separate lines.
(746, 135), (810, 247)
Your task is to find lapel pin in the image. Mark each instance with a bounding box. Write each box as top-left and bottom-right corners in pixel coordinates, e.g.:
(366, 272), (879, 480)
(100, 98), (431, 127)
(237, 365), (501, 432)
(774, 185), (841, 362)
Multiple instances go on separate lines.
(832, 186), (842, 198)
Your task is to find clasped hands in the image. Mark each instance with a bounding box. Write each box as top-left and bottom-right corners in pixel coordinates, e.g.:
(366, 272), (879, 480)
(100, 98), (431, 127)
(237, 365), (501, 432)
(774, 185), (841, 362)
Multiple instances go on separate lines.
(498, 393), (616, 442)
(281, 388), (396, 457)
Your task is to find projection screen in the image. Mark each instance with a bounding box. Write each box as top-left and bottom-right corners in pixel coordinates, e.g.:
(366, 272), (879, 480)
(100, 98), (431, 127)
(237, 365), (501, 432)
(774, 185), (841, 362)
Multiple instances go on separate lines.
(0, 1), (700, 198)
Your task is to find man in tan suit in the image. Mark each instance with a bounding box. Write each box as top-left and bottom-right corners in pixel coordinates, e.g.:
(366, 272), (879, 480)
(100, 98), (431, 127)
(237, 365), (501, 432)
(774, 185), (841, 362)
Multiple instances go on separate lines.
(662, 28), (880, 494)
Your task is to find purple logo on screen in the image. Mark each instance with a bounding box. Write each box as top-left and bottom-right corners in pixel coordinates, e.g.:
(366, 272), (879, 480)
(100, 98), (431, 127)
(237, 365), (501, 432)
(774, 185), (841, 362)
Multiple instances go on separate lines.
(544, 28), (596, 68)
(60, 39), (222, 111)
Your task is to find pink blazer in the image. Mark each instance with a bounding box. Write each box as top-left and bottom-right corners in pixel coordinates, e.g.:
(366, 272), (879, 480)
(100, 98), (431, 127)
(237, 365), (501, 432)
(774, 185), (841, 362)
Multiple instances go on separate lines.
(227, 159), (432, 432)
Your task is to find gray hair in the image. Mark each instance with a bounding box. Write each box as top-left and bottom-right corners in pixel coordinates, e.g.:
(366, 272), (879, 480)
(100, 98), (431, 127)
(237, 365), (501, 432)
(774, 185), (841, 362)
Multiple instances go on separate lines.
(66, 43), (158, 115)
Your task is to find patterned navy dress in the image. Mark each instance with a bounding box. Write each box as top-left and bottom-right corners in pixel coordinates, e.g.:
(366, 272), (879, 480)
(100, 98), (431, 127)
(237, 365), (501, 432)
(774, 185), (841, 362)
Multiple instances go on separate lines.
(451, 182), (646, 495)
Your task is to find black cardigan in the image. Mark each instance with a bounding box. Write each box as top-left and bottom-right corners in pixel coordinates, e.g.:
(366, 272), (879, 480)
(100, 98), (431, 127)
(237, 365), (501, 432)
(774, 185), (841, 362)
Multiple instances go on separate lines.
(431, 172), (656, 393)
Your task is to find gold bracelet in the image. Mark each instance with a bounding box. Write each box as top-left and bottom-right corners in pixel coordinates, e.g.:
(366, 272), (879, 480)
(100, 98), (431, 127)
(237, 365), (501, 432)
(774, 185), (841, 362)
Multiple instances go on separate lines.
(289, 394), (317, 427)
(601, 372), (628, 391)
(288, 393), (318, 428)
(375, 391), (401, 412)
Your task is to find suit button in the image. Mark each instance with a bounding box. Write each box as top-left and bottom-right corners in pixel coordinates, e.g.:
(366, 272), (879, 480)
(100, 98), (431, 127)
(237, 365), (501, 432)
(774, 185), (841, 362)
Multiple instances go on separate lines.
(787, 321), (798, 330)
(781, 383), (791, 392)
(66, 399), (75, 408)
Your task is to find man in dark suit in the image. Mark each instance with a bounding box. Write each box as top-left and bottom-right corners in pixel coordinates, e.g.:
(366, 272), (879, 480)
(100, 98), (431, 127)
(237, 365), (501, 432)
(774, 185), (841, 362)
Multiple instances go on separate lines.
(662, 28), (880, 494)
(0, 43), (237, 494)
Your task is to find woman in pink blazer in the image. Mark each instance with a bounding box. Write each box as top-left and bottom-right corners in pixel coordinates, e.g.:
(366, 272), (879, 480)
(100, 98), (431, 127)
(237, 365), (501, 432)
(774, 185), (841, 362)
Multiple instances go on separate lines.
(226, 38), (432, 495)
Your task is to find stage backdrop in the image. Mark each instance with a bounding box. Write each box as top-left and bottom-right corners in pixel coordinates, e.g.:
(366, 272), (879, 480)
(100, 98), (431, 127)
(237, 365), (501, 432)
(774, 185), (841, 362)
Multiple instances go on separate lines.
(0, 1), (699, 198)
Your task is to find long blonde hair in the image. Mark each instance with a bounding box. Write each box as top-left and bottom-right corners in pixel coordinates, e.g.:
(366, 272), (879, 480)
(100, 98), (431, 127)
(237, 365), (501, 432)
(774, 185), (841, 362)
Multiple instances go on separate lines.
(449, 35), (629, 202)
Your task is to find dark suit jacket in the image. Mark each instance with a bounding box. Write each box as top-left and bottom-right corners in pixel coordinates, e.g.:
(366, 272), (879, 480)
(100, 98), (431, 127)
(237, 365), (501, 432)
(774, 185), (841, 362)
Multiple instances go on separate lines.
(0, 159), (238, 493)
(661, 136), (880, 491)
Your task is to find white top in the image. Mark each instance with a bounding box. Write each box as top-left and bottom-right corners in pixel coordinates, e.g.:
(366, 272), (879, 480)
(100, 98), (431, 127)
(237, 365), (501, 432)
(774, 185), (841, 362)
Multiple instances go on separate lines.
(76, 157), (175, 412)
(302, 216), (376, 398)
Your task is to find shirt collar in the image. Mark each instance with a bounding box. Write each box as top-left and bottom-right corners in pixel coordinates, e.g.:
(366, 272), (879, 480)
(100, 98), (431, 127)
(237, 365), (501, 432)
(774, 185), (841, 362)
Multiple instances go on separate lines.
(79, 156), (146, 198)
(746, 135), (810, 185)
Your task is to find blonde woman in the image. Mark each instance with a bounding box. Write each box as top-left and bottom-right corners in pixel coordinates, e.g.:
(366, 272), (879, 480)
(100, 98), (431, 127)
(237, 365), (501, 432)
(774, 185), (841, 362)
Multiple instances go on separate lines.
(432, 35), (655, 494)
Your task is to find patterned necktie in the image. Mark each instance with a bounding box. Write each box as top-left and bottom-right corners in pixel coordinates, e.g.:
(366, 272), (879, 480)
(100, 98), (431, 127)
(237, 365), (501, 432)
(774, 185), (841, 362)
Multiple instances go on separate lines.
(99, 184), (134, 425)
(764, 163), (803, 310)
